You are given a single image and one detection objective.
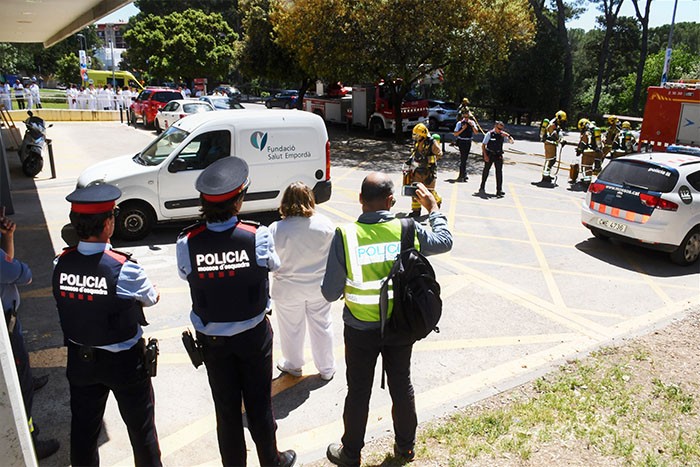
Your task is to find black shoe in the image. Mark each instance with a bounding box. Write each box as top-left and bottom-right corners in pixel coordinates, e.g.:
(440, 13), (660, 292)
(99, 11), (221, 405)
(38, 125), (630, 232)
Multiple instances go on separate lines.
(327, 443), (360, 467)
(33, 374), (49, 392)
(496, 191), (505, 197)
(394, 443), (416, 462)
(33, 436), (60, 460)
(277, 449), (297, 467)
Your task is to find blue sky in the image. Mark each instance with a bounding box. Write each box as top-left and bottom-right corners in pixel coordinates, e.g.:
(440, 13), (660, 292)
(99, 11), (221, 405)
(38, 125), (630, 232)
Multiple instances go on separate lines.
(101, 0), (699, 31)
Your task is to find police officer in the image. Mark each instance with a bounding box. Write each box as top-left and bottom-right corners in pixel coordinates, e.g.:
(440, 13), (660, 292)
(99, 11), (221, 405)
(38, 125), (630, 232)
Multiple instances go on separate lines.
(479, 121), (514, 197)
(52, 184), (162, 466)
(406, 123), (442, 217)
(534, 110), (566, 186)
(176, 157), (296, 467)
(453, 112), (478, 182)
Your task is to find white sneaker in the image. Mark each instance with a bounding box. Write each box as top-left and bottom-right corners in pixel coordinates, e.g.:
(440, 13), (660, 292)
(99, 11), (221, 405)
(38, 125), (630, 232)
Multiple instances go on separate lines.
(320, 370), (336, 381)
(276, 360), (302, 377)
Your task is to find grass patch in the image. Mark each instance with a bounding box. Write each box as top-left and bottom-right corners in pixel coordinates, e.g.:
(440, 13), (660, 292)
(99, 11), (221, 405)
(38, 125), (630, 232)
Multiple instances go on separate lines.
(417, 344), (700, 465)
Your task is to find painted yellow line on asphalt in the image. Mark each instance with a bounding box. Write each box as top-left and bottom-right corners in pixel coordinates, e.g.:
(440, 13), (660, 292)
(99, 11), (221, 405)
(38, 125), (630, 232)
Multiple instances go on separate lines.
(566, 307), (627, 319)
(510, 185), (566, 308)
(447, 180), (459, 236)
(317, 203), (356, 222)
(414, 333), (578, 351)
(454, 231), (576, 249)
(620, 253), (673, 305)
(433, 256), (610, 339)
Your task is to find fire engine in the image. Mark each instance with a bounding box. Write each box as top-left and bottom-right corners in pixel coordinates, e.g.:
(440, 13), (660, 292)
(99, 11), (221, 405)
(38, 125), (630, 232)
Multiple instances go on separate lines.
(640, 82), (699, 151)
(303, 82), (428, 134)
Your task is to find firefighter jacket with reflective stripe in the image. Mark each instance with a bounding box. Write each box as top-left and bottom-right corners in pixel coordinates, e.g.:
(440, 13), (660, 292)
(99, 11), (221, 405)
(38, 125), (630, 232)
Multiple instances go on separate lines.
(485, 130), (505, 155)
(545, 120), (561, 144)
(53, 248), (142, 346)
(411, 138), (440, 167)
(185, 222), (268, 325)
(338, 219), (419, 322)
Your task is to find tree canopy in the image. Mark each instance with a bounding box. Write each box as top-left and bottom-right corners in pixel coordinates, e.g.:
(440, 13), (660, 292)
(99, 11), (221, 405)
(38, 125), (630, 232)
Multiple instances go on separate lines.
(122, 9), (236, 84)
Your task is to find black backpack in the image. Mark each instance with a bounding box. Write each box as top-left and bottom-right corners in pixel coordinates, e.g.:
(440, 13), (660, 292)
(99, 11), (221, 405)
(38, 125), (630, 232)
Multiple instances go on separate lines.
(379, 218), (442, 345)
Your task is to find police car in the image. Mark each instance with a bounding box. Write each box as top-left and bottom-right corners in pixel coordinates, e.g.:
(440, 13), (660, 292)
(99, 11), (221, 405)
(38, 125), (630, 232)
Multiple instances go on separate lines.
(581, 146), (700, 265)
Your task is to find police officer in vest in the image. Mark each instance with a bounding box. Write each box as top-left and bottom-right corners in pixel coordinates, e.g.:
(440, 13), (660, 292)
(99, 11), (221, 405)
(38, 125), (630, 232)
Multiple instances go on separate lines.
(479, 121), (514, 197)
(52, 184), (162, 466)
(322, 173), (453, 466)
(453, 113), (478, 182)
(176, 157), (296, 467)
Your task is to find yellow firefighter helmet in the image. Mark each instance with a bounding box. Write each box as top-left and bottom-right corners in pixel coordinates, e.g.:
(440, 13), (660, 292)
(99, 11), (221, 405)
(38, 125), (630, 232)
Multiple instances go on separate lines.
(555, 110), (567, 122)
(578, 118), (590, 131)
(621, 121), (632, 129)
(607, 115), (619, 126)
(412, 123), (429, 140)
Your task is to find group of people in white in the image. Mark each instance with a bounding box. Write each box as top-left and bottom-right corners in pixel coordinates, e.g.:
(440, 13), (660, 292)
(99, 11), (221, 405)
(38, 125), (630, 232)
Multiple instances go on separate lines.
(0, 79), (42, 110)
(65, 83), (139, 111)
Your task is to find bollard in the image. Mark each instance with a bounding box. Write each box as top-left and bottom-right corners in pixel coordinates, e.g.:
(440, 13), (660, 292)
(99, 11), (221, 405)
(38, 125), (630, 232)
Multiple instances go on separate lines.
(47, 139), (56, 179)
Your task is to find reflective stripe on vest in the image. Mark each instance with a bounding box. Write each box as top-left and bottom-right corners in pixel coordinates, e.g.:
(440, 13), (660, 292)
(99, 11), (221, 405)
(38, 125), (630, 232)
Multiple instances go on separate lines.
(339, 220), (419, 322)
(590, 201), (651, 224)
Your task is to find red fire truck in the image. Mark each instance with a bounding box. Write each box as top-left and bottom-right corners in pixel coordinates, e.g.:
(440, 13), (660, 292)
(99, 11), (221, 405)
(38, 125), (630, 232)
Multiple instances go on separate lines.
(303, 82), (428, 135)
(640, 82), (700, 151)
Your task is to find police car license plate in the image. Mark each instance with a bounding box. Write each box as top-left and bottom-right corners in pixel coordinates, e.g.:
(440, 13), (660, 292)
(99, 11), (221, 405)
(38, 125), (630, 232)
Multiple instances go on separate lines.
(597, 218), (627, 233)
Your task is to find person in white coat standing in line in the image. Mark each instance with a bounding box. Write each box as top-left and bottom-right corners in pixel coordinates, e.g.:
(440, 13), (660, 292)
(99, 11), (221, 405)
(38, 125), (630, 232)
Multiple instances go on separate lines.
(269, 181), (337, 381)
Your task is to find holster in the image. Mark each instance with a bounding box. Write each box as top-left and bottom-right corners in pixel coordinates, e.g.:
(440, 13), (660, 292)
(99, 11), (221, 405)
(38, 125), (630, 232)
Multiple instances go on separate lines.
(4, 301), (17, 336)
(144, 337), (159, 377)
(181, 329), (203, 369)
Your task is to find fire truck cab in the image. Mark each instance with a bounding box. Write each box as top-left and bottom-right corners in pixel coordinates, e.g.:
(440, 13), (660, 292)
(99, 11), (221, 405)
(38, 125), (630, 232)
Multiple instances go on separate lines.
(640, 82), (700, 152)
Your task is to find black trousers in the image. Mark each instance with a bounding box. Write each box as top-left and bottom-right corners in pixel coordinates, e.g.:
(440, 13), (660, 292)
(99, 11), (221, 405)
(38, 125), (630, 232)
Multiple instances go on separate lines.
(341, 325), (417, 458)
(480, 153), (504, 192)
(199, 317), (280, 466)
(456, 139), (472, 178)
(67, 341), (161, 467)
(9, 318), (34, 427)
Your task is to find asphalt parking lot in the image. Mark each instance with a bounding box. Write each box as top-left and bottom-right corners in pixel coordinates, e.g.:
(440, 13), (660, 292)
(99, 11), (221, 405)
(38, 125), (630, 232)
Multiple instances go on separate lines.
(4, 113), (699, 466)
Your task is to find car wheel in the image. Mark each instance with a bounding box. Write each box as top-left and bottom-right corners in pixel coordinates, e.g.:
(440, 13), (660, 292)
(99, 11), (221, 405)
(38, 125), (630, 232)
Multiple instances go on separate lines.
(370, 118), (384, 137)
(155, 119), (162, 134)
(670, 227), (700, 266)
(114, 201), (155, 241)
(130, 112), (137, 126)
(284, 102), (291, 109)
(428, 117), (439, 132)
(265, 101), (272, 109)
(591, 227), (610, 241)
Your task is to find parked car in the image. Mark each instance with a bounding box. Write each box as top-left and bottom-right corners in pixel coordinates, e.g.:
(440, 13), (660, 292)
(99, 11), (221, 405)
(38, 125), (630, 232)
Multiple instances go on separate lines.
(209, 84), (241, 101)
(198, 95), (245, 111)
(581, 145), (700, 265)
(427, 99), (459, 131)
(130, 88), (183, 128)
(154, 99), (214, 134)
(265, 90), (299, 109)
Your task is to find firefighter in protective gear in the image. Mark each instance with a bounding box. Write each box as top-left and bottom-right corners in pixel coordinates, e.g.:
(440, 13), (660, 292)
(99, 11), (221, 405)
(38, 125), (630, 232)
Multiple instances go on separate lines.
(602, 115), (620, 158)
(405, 123), (442, 217)
(570, 118), (603, 184)
(457, 98), (471, 120)
(612, 121), (637, 158)
(534, 110), (566, 186)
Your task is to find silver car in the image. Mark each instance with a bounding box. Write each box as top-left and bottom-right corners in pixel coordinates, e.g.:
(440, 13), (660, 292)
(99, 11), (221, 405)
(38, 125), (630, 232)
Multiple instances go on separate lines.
(581, 146), (700, 265)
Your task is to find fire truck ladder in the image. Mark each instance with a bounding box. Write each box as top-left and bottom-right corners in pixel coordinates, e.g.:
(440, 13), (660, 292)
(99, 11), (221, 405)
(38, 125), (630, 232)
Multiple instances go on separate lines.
(0, 104), (22, 150)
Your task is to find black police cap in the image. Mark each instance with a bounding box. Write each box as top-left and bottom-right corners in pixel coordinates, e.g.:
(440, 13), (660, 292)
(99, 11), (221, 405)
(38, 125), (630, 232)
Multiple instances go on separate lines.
(195, 157), (250, 203)
(66, 183), (121, 214)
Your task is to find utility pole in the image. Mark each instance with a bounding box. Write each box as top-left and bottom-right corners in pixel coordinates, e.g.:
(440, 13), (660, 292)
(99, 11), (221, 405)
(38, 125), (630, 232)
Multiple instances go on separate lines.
(660, 0), (678, 85)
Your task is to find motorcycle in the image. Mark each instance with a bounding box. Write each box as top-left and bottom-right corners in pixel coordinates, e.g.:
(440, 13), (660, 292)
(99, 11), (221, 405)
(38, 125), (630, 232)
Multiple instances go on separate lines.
(18, 110), (51, 177)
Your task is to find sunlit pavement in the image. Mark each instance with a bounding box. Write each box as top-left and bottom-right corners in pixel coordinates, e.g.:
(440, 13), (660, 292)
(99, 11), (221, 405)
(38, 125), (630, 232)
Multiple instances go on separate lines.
(6, 116), (698, 466)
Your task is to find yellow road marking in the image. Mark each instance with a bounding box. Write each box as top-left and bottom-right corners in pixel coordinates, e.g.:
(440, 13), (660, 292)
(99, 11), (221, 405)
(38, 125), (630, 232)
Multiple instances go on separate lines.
(620, 253), (673, 305)
(317, 204), (356, 222)
(510, 185), (566, 308)
(454, 231), (576, 249)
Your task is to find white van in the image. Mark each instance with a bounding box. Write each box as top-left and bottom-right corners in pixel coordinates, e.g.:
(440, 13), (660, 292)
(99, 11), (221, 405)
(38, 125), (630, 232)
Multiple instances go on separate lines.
(76, 109), (332, 240)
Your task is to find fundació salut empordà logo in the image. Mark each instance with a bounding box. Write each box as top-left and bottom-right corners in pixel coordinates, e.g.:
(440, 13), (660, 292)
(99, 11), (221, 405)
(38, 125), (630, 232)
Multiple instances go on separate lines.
(250, 131), (268, 151)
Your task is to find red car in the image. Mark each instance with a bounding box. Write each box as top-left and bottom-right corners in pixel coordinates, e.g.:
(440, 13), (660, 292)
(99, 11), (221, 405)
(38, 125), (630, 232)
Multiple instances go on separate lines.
(130, 88), (183, 128)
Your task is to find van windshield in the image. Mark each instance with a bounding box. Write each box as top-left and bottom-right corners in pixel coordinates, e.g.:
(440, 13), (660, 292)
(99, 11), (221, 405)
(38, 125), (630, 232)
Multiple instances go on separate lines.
(136, 127), (189, 166)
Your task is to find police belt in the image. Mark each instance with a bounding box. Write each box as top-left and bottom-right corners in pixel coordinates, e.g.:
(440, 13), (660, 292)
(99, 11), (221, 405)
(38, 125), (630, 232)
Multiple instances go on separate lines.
(68, 338), (145, 362)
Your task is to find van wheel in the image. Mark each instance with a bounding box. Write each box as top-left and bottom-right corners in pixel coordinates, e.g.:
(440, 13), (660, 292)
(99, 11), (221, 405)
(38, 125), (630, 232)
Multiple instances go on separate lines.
(370, 118), (384, 136)
(670, 227), (700, 266)
(115, 201), (155, 241)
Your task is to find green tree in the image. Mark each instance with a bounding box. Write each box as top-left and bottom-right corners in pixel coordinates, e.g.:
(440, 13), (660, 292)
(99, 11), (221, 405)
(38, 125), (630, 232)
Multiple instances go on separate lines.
(588, 0), (625, 114)
(630, 0), (653, 113)
(273, 0), (534, 142)
(55, 53), (80, 86)
(122, 9), (237, 84)
(135, 0), (242, 34)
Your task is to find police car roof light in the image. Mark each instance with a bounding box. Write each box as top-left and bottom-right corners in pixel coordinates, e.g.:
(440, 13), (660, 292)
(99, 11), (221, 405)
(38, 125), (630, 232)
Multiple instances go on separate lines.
(667, 145), (700, 157)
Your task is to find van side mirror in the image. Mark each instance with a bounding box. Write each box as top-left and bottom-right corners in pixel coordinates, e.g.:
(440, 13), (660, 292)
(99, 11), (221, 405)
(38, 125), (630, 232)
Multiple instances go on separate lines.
(168, 158), (188, 173)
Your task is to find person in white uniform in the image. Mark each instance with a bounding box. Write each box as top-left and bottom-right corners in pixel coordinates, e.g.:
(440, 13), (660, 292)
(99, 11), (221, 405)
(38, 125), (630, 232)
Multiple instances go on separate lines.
(269, 182), (336, 380)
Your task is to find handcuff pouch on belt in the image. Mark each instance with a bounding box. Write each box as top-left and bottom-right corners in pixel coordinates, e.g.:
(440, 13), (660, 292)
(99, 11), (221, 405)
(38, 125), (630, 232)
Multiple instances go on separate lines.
(144, 337), (159, 377)
(181, 329), (203, 369)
